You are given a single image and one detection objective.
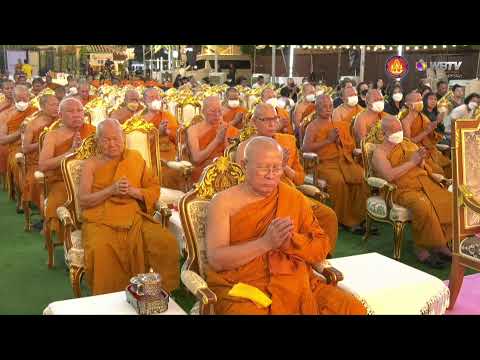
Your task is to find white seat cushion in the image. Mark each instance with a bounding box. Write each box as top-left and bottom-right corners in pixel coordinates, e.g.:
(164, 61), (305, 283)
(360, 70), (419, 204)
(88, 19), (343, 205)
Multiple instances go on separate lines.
(160, 188), (185, 206)
(367, 196), (410, 222)
(389, 204), (411, 222)
(304, 175), (327, 190)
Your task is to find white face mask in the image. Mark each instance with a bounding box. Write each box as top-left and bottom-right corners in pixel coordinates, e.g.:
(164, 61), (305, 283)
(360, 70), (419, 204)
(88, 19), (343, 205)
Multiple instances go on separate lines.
(392, 93), (403, 102)
(371, 100), (384, 113)
(388, 130), (404, 144)
(266, 97), (277, 108)
(276, 98), (287, 109)
(150, 99), (163, 111)
(68, 87), (78, 95)
(305, 94), (316, 103)
(347, 95), (358, 107)
(468, 101), (478, 111)
(228, 99), (240, 108)
(316, 90), (324, 96)
(15, 101), (29, 112)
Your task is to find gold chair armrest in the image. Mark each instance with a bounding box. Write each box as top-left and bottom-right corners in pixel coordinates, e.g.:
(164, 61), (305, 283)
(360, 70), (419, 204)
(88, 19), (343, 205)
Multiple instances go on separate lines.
(367, 176), (396, 191)
(459, 185), (480, 214)
(181, 270), (217, 314)
(302, 152), (318, 161)
(296, 184), (329, 201)
(34, 170), (45, 184)
(154, 200), (172, 227)
(56, 206), (73, 227)
(313, 260), (344, 286)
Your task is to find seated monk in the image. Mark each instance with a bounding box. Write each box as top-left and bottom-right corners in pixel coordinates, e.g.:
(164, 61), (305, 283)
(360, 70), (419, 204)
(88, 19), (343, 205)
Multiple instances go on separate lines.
(0, 80), (15, 177)
(293, 83), (316, 130)
(0, 85), (38, 195)
(54, 86), (66, 102)
(74, 80), (96, 106)
(401, 91), (451, 178)
(353, 89), (386, 146)
(332, 85), (364, 125)
(206, 136), (366, 315)
(38, 98), (96, 240)
(142, 88), (184, 190)
(187, 96), (239, 182)
(45, 74), (59, 91)
(372, 115), (452, 268)
(303, 95), (369, 234)
(22, 94), (59, 212)
(31, 78), (44, 97)
(222, 87), (248, 129)
(110, 89), (143, 124)
(260, 87), (294, 135)
(235, 103), (338, 252)
(79, 119), (180, 295)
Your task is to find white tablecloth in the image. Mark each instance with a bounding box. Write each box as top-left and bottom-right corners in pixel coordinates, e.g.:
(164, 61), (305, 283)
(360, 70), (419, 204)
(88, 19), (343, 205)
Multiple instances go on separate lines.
(43, 291), (187, 315)
(327, 253), (450, 315)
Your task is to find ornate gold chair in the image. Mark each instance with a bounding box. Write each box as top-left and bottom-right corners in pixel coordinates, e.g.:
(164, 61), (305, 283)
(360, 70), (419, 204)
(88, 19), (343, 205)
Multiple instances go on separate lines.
(179, 156), (344, 315)
(175, 101), (201, 126)
(223, 125), (329, 203)
(448, 118), (480, 309)
(34, 119), (63, 268)
(56, 130), (173, 297)
(361, 128), (412, 260)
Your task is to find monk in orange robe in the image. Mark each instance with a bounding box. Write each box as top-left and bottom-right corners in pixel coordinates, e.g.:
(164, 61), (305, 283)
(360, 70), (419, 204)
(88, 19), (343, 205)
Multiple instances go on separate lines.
(235, 103), (338, 252)
(372, 115), (452, 268)
(222, 87), (248, 129)
(332, 85), (364, 125)
(39, 98), (96, 241)
(303, 95), (369, 233)
(260, 87), (294, 135)
(187, 96), (239, 182)
(79, 119), (179, 295)
(110, 89), (144, 124)
(294, 83), (317, 129)
(401, 91), (451, 178)
(74, 81), (96, 107)
(206, 136), (366, 314)
(0, 85), (38, 199)
(22, 95), (59, 210)
(142, 88), (184, 190)
(0, 80), (15, 176)
(353, 89), (387, 146)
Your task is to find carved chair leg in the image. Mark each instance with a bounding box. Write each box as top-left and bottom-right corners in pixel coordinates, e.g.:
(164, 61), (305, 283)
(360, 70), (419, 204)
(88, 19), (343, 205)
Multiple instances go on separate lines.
(448, 255), (465, 310)
(70, 266), (84, 298)
(393, 221), (406, 261)
(23, 201), (31, 232)
(363, 214), (372, 242)
(45, 222), (54, 269)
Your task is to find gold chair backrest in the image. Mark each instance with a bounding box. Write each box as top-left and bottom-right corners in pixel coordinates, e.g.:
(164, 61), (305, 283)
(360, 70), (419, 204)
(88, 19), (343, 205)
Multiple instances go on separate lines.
(38, 119), (62, 152)
(121, 115), (161, 179)
(177, 115), (204, 162)
(61, 134), (97, 227)
(179, 156), (245, 278)
(299, 111), (316, 145)
(176, 103), (201, 126)
(223, 125), (257, 162)
(360, 138), (378, 179)
(452, 118), (480, 266)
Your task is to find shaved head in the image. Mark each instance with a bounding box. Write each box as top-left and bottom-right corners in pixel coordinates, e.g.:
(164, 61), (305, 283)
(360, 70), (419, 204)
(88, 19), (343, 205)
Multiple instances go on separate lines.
(59, 97), (83, 113)
(96, 118), (123, 139)
(342, 86), (357, 99)
(244, 136), (283, 163)
(366, 89), (383, 105)
(315, 94), (333, 118)
(252, 103), (278, 137)
(261, 88), (275, 101)
(124, 89), (140, 101)
(381, 114), (402, 136)
(203, 95), (223, 125)
(14, 85), (29, 101)
(254, 103), (276, 119)
(405, 91), (421, 104)
(96, 118), (125, 159)
(303, 83), (315, 94)
(203, 95), (221, 109)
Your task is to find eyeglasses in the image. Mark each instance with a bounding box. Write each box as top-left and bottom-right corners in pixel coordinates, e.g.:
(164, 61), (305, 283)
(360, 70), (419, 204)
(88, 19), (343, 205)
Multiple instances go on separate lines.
(256, 116), (279, 123)
(255, 166), (283, 176)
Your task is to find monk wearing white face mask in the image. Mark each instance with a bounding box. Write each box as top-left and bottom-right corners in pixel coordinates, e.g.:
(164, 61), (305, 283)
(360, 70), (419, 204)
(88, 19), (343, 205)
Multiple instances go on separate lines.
(222, 87), (247, 129)
(110, 89), (144, 125)
(401, 91), (451, 178)
(332, 86), (364, 125)
(372, 115), (453, 269)
(293, 83), (316, 129)
(353, 89), (386, 146)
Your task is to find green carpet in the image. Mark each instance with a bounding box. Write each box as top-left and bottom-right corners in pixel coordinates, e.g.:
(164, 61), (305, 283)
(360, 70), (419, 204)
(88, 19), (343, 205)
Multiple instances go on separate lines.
(0, 188), (472, 314)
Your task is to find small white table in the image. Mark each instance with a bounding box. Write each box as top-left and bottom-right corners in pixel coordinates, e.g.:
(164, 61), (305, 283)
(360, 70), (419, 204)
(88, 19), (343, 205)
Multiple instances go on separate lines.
(327, 253), (450, 315)
(43, 291), (187, 315)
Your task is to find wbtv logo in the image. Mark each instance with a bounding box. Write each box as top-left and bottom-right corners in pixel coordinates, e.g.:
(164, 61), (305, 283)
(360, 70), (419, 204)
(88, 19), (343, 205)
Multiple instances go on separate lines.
(430, 61), (462, 71)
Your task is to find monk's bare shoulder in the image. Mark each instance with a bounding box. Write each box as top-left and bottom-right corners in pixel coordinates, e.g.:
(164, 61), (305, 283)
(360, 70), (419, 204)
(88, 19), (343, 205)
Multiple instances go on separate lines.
(210, 185), (244, 211)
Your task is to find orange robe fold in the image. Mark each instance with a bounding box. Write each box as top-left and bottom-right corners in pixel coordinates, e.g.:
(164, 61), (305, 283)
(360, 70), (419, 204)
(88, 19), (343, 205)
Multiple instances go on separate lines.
(409, 112), (451, 178)
(207, 182), (366, 315)
(274, 133), (338, 251)
(314, 121), (368, 227)
(83, 149), (180, 295)
(44, 124), (96, 236)
(388, 140), (452, 249)
(146, 111), (185, 190)
(6, 106), (38, 193)
(22, 123), (47, 208)
(191, 125), (239, 182)
(222, 106), (247, 129)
